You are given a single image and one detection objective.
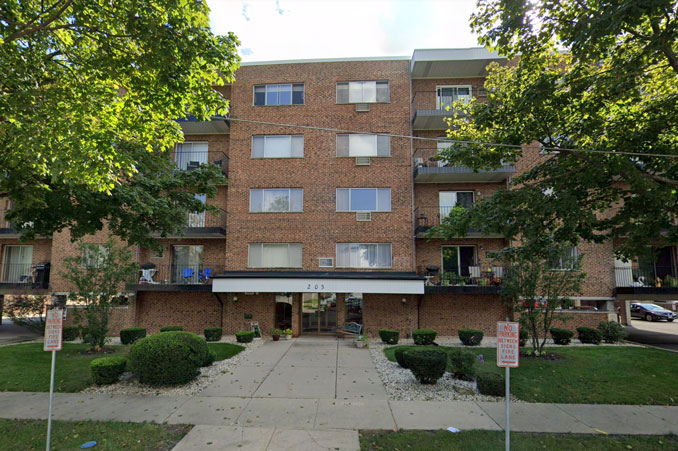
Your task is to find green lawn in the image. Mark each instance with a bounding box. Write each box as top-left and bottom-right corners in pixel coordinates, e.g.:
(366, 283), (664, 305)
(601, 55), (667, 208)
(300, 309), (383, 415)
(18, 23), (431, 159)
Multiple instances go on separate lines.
(0, 419), (190, 451)
(360, 430), (678, 451)
(384, 345), (678, 405)
(0, 342), (244, 392)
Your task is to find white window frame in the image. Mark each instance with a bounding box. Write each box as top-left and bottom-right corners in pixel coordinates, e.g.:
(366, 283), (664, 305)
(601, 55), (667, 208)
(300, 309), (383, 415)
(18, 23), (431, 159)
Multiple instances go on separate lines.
(1, 245), (33, 283)
(318, 257), (334, 268)
(253, 83), (305, 106)
(175, 142), (208, 171)
(336, 133), (391, 157)
(335, 243), (392, 269)
(249, 188), (303, 213)
(248, 243), (303, 268)
(336, 80), (389, 104)
(441, 245), (478, 276)
(436, 85), (473, 109)
(336, 188), (391, 212)
(550, 246), (579, 271)
(251, 135), (304, 158)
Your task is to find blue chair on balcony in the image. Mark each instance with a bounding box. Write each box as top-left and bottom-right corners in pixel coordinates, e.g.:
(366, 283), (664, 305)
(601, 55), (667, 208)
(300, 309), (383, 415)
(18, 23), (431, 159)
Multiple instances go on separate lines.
(199, 267), (212, 283)
(182, 268), (194, 284)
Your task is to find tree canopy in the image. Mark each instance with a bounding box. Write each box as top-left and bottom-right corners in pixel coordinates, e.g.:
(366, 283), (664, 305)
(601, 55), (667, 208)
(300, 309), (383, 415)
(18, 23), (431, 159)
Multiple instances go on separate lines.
(436, 0), (678, 258)
(0, 0), (239, 243)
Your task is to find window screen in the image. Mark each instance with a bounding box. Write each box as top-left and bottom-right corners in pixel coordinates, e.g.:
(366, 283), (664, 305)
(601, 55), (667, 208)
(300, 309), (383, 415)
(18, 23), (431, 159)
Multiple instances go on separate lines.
(336, 243), (392, 268)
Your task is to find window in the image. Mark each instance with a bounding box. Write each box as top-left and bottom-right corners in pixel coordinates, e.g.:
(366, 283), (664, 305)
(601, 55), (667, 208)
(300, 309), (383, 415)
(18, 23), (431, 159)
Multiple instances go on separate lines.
(250, 188), (303, 212)
(336, 243), (391, 268)
(336, 81), (389, 103)
(2, 245), (33, 283)
(172, 245), (203, 283)
(549, 246), (579, 270)
(175, 142), (208, 171)
(442, 246), (477, 277)
(254, 83), (304, 106)
(436, 85), (472, 109)
(249, 243), (302, 268)
(82, 245), (108, 268)
(187, 194), (206, 227)
(336, 188), (391, 212)
(336, 134), (390, 157)
(345, 292), (363, 324)
(252, 135), (304, 158)
(439, 191), (474, 218)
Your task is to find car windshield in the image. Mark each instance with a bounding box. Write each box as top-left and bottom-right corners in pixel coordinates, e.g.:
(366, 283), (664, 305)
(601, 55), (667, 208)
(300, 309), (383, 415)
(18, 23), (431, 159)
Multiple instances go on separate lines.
(642, 304), (665, 311)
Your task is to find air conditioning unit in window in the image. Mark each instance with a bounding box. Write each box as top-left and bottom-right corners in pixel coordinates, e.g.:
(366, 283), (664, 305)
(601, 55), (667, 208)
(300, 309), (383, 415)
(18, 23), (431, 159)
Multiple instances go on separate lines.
(356, 212), (372, 222)
(355, 156), (370, 166)
(186, 161), (201, 171)
(355, 103), (370, 112)
(318, 258), (334, 268)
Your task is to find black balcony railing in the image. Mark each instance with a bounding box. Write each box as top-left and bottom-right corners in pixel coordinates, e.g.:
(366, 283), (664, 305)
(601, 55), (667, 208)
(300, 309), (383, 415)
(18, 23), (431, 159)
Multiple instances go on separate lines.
(414, 206), (481, 235)
(419, 265), (504, 294)
(172, 151), (229, 178)
(411, 89), (485, 116)
(0, 262), (51, 289)
(134, 264), (224, 286)
(615, 265), (678, 288)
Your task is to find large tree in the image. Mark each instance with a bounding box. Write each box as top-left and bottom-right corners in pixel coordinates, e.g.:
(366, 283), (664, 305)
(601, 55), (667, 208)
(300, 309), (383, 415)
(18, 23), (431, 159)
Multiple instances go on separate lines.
(436, 0), (678, 258)
(0, 0), (239, 243)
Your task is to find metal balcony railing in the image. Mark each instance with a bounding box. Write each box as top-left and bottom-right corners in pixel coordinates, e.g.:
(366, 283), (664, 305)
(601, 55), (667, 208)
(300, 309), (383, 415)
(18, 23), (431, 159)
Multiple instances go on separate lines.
(615, 265), (678, 288)
(172, 150), (229, 177)
(413, 148), (516, 183)
(418, 265), (505, 292)
(0, 262), (51, 288)
(135, 264), (224, 285)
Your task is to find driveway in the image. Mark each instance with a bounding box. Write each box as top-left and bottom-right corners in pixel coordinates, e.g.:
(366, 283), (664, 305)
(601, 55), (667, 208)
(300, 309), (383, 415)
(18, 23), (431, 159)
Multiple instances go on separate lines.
(625, 319), (678, 352)
(0, 317), (41, 345)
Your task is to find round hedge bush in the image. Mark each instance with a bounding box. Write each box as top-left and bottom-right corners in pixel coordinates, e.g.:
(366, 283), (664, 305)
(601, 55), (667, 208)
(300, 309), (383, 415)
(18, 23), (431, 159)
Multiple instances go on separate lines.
(412, 329), (437, 345)
(129, 331), (210, 386)
(577, 327), (602, 345)
(62, 326), (80, 342)
(120, 327), (147, 345)
(160, 325), (183, 332)
(403, 349), (447, 384)
(476, 372), (505, 397)
(90, 356), (127, 385)
(394, 347), (410, 369)
(550, 328), (574, 345)
(458, 329), (484, 346)
(204, 327), (223, 342)
(235, 331), (255, 343)
(378, 329), (400, 345)
(447, 348), (476, 380)
(598, 321), (626, 343)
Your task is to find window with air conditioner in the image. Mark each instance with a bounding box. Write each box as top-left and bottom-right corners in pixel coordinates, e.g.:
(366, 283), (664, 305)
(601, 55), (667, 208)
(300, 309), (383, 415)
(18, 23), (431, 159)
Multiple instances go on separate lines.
(250, 188), (303, 212)
(252, 135), (304, 158)
(336, 134), (390, 157)
(336, 81), (389, 103)
(336, 188), (390, 212)
(436, 85), (472, 109)
(249, 243), (303, 268)
(254, 83), (305, 106)
(175, 142), (208, 171)
(336, 243), (392, 268)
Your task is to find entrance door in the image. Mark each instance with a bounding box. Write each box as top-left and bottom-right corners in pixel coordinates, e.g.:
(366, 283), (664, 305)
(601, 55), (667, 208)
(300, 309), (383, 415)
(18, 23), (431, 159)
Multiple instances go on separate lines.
(301, 293), (337, 333)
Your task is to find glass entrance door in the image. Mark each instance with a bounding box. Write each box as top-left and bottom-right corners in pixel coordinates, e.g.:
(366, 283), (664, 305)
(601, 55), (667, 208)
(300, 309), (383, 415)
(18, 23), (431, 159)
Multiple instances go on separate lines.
(301, 293), (337, 333)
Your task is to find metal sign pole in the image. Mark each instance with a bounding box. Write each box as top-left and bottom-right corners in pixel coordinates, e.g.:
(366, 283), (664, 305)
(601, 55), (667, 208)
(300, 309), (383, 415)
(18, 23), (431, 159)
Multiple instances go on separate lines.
(505, 365), (510, 451)
(46, 349), (56, 451)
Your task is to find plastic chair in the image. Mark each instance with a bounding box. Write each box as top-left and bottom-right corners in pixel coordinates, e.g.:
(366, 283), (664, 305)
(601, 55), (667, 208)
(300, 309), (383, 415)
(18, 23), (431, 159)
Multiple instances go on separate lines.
(182, 267), (194, 283)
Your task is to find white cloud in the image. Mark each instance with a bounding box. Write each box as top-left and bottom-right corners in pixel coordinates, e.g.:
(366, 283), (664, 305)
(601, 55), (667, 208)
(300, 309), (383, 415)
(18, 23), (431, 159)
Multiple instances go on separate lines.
(207, 0), (480, 62)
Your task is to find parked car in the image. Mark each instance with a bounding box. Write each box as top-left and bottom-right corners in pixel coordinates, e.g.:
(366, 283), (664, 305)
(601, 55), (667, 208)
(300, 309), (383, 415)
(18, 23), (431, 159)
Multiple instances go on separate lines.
(630, 303), (676, 322)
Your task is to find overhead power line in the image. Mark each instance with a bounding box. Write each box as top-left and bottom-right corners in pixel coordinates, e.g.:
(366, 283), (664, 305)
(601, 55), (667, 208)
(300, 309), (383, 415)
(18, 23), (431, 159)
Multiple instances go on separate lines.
(223, 116), (678, 160)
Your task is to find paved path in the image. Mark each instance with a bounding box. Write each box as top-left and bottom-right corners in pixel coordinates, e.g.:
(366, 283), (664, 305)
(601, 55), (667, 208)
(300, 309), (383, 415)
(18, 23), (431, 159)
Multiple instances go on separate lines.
(625, 320), (678, 352)
(0, 317), (41, 345)
(2, 337), (678, 450)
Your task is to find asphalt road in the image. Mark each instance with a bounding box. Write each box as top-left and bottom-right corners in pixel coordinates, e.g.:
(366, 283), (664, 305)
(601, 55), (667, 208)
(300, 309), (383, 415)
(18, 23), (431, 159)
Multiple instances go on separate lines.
(625, 318), (678, 352)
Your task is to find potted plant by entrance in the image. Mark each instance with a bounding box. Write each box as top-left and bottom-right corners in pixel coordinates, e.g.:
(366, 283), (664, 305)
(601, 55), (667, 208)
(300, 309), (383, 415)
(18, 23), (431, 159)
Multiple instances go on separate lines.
(355, 335), (367, 348)
(272, 329), (282, 341)
(284, 328), (293, 340)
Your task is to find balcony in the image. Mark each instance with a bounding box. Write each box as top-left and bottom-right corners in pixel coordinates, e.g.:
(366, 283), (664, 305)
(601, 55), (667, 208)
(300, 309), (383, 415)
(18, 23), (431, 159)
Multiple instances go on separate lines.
(128, 264), (224, 292)
(419, 265), (504, 294)
(615, 265), (678, 298)
(173, 150), (229, 179)
(411, 90), (485, 130)
(152, 208), (227, 238)
(176, 114), (229, 134)
(0, 262), (51, 292)
(414, 148), (515, 183)
(410, 48), (508, 79)
(414, 206), (503, 238)
(0, 210), (18, 237)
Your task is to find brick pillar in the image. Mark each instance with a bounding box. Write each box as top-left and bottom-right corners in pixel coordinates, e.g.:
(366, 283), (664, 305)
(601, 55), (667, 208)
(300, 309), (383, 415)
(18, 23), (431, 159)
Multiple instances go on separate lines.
(336, 293), (345, 329)
(292, 293), (301, 337)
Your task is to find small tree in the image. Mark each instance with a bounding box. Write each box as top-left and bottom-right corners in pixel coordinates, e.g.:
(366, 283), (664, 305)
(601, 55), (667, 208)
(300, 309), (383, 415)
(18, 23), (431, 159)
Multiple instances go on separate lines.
(4, 295), (49, 334)
(499, 246), (585, 356)
(61, 237), (138, 350)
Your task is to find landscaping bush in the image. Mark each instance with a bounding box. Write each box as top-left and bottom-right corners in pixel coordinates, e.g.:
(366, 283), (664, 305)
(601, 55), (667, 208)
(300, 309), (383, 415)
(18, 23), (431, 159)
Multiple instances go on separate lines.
(205, 350), (217, 367)
(90, 356), (127, 385)
(394, 347), (410, 369)
(235, 330), (255, 343)
(403, 349), (447, 384)
(129, 331), (210, 385)
(598, 321), (626, 343)
(519, 328), (528, 347)
(160, 325), (183, 332)
(550, 328), (574, 345)
(458, 329), (484, 346)
(577, 327), (603, 345)
(476, 372), (505, 397)
(120, 327), (146, 345)
(62, 326), (80, 342)
(204, 327), (223, 342)
(378, 329), (400, 345)
(412, 329), (437, 345)
(447, 348), (476, 380)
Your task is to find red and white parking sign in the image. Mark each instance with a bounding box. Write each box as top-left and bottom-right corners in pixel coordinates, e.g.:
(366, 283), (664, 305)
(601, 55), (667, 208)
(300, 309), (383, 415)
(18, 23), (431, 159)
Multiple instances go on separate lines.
(497, 321), (519, 368)
(44, 310), (63, 351)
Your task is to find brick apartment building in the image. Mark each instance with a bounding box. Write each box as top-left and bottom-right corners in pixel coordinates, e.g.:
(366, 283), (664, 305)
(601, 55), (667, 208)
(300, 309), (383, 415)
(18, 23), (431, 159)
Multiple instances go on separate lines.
(1, 48), (675, 337)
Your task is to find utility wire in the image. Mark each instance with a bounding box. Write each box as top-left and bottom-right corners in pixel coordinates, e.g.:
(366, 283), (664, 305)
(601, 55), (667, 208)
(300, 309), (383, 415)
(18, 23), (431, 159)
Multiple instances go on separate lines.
(223, 116), (678, 159)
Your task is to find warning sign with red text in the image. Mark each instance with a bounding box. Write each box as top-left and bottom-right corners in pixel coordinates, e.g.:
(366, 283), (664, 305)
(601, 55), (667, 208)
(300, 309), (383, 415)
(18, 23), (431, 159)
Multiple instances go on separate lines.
(497, 321), (519, 368)
(44, 309), (63, 351)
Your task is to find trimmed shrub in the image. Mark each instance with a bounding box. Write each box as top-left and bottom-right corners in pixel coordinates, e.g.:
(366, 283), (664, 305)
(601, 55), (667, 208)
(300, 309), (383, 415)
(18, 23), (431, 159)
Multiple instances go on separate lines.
(129, 331), (210, 385)
(476, 372), (505, 397)
(205, 350), (217, 367)
(160, 325), (183, 332)
(447, 348), (476, 380)
(519, 328), (528, 347)
(598, 321), (626, 343)
(204, 327), (223, 342)
(235, 330), (255, 343)
(550, 328), (574, 345)
(403, 349), (447, 384)
(458, 329), (484, 346)
(577, 327), (603, 345)
(62, 326), (80, 342)
(378, 329), (400, 345)
(412, 329), (437, 345)
(394, 347), (410, 369)
(120, 327), (146, 345)
(90, 356), (127, 385)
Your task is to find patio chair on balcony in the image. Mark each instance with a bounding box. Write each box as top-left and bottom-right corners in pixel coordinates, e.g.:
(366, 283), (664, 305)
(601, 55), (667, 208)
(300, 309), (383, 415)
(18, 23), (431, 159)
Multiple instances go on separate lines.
(140, 268), (158, 284)
(199, 267), (212, 283)
(182, 268), (195, 284)
(469, 265), (481, 284)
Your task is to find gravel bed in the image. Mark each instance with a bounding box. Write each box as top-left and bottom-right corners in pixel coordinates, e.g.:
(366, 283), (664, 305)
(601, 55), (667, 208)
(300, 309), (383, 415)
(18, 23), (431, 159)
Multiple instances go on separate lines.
(384, 337), (638, 347)
(82, 337), (265, 397)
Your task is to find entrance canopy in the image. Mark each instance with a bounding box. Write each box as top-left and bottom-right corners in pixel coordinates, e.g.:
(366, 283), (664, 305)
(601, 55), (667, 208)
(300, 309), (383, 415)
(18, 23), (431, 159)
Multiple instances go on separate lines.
(212, 271), (425, 294)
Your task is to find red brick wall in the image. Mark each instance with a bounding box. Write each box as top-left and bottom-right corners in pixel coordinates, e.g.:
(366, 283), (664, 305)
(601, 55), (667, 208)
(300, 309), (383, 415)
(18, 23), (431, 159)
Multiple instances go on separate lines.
(420, 294), (510, 337)
(63, 304), (136, 336)
(517, 310), (616, 333)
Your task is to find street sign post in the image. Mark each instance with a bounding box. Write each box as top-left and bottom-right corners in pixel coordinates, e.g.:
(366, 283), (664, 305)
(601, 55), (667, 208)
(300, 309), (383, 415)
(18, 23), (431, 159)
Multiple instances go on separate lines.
(497, 321), (520, 451)
(44, 309), (63, 451)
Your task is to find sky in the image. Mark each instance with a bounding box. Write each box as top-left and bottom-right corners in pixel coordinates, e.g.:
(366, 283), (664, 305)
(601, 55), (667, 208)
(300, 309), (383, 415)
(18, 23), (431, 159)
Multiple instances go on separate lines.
(207, 0), (480, 63)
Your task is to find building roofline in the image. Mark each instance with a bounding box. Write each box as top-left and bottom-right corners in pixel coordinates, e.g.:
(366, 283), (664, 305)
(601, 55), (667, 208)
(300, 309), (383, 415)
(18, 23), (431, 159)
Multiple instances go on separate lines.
(241, 55), (410, 66)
